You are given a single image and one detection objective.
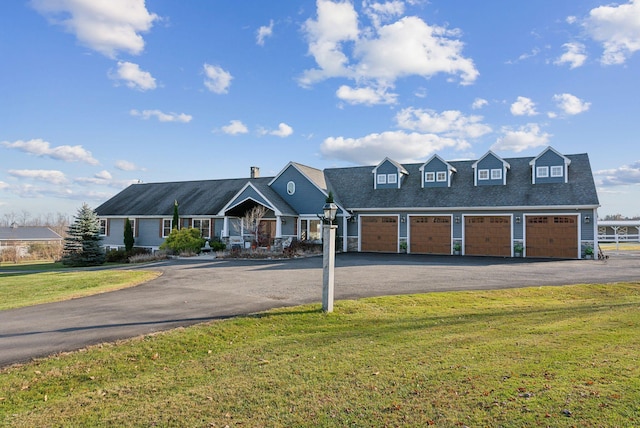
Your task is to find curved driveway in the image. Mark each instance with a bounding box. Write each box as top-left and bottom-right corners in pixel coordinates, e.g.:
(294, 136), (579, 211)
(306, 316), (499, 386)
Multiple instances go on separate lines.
(1, 252), (639, 367)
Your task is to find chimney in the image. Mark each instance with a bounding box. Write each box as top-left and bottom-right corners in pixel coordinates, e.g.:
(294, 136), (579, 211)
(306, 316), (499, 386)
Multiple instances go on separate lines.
(250, 166), (260, 179)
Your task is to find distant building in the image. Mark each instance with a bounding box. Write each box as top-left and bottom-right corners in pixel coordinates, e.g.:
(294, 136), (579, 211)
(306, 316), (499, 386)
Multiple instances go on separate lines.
(0, 224), (63, 257)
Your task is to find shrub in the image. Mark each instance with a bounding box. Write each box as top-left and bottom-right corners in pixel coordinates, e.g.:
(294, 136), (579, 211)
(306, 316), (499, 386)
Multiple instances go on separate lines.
(160, 227), (205, 254)
(105, 249), (128, 263)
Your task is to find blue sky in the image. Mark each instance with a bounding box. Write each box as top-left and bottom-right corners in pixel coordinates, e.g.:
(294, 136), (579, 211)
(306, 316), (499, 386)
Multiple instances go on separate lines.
(2, 0), (640, 220)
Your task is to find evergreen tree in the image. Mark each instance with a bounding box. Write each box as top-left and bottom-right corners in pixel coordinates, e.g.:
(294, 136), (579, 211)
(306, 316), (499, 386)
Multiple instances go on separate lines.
(124, 218), (134, 252)
(62, 203), (106, 267)
(173, 200), (180, 230)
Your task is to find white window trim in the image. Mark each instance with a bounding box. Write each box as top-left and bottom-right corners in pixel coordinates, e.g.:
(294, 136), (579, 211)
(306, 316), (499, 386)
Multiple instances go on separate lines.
(286, 181), (295, 195)
(425, 172), (435, 182)
(193, 218), (211, 239)
(491, 168), (502, 180)
(162, 219), (173, 238)
(387, 173), (397, 184)
(436, 171), (447, 182)
(537, 166), (549, 178)
(478, 169), (490, 180)
(550, 165), (563, 177)
(99, 219), (108, 236)
(377, 174), (387, 184)
(128, 218), (136, 238)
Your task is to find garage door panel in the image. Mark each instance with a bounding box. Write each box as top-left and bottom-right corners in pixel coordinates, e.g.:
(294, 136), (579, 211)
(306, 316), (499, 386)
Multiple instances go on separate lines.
(525, 216), (577, 258)
(361, 216), (398, 253)
(464, 216), (511, 256)
(410, 216), (451, 254)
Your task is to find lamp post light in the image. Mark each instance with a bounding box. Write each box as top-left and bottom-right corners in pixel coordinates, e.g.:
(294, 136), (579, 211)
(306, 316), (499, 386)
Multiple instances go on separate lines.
(321, 202), (338, 312)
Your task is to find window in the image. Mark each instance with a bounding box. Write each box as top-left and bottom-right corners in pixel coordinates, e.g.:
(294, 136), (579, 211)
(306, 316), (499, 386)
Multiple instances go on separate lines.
(377, 174), (387, 184)
(436, 171), (447, 182)
(491, 168), (502, 180)
(162, 219), (173, 237)
(128, 219), (136, 237)
(425, 172), (435, 182)
(387, 173), (397, 184)
(550, 165), (563, 177)
(286, 181), (295, 195)
(193, 219), (211, 239)
(99, 219), (108, 236)
(537, 166), (549, 178)
(478, 169), (489, 180)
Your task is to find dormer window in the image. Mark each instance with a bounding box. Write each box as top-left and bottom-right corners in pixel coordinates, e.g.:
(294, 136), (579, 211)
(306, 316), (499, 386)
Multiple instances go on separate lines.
(425, 172), (435, 182)
(387, 174), (397, 184)
(550, 166), (563, 177)
(377, 174), (387, 185)
(479, 169), (489, 180)
(420, 154), (456, 188)
(537, 166), (549, 178)
(491, 169), (502, 180)
(372, 157), (408, 189)
(436, 171), (447, 182)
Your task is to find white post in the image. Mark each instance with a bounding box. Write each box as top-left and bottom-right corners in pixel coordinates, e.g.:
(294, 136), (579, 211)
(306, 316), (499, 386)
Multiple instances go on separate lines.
(322, 224), (337, 312)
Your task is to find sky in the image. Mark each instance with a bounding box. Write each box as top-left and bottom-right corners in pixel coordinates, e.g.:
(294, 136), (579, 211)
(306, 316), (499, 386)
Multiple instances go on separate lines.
(2, 0), (640, 221)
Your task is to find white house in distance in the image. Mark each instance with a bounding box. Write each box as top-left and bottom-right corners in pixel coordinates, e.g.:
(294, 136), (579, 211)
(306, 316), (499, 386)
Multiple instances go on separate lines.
(96, 146), (600, 259)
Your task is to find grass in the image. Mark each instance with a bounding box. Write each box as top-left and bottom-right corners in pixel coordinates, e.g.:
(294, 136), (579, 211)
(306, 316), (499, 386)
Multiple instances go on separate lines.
(600, 242), (640, 251)
(0, 270), (161, 310)
(1, 282), (639, 427)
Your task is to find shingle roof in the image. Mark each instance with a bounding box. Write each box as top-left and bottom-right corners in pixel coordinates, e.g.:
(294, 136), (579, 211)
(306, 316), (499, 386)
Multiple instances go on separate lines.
(324, 154), (599, 210)
(0, 226), (62, 241)
(95, 177), (297, 217)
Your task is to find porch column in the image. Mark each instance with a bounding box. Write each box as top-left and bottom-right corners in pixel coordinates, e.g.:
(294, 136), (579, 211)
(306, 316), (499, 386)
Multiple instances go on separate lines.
(223, 216), (229, 237)
(342, 215), (348, 252)
(276, 216), (283, 238)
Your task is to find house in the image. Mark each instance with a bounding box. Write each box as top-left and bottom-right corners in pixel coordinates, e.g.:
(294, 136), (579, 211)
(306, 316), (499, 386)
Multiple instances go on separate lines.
(95, 146), (600, 259)
(0, 224), (63, 258)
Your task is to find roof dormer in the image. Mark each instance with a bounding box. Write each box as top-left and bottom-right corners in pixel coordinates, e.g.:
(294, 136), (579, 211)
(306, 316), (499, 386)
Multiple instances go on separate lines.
(372, 157), (408, 189)
(419, 154), (457, 188)
(472, 151), (510, 186)
(529, 146), (571, 184)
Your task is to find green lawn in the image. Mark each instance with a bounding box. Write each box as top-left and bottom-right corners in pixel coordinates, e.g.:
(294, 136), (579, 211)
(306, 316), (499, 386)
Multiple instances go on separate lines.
(0, 270), (161, 310)
(1, 282), (639, 427)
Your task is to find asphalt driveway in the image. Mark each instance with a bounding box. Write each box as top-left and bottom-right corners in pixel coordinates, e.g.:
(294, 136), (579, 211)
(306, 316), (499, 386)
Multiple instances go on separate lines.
(1, 252), (639, 367)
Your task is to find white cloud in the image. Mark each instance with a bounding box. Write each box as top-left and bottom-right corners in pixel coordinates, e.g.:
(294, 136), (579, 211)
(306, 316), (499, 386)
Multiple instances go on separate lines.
(130, 109), (192, 122)
(111, 61), (156, 91)
(471, 98), (488, 109)
(203, 63), (233, 94)
(8, 169), (68, 185)
(336, 85), (397, 105)
(0, 181), (8, 190)
(595, 160), (640, 186)
(115, 160), (144, 171)
(510, 96), (538, 116)
(2, 138), (99, 165)
(553, 93), (591, 115)
(320, 130), (469, 165)
(300, 0), (478, 104)
(395, 108), (492, 140)
(95, 170), (112, 180)
(555, 42), (587, 68)
(31, 0), (158, 58)
(492, 124), (551, 152)
(585, 0), (640, 65)
(269, 123), (294, 138)
(222, 120), (249, 135)
(256, 20), (274, 45)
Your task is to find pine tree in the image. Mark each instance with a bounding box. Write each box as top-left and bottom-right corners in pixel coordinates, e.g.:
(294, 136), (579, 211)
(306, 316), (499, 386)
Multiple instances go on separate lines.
(62, 203), (106, 266)
(124, 218), (134, 252)
(173, 200), (180, 230)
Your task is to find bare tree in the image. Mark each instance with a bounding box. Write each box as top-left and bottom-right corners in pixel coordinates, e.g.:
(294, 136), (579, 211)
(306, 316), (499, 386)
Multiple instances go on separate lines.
(232, 205), (267, 247)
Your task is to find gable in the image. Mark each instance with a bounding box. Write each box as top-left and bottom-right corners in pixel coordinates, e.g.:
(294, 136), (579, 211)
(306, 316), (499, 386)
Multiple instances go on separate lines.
(530, 146), (571, 184)
(420, 155), (456, 188)
(372, 158), (408, 189)
(472, 151), (510, 186)
(269, 163), (330, 215)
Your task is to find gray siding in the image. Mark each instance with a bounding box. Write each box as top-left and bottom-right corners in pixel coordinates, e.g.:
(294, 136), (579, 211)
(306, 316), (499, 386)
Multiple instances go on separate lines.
(270, 165), (328, 215)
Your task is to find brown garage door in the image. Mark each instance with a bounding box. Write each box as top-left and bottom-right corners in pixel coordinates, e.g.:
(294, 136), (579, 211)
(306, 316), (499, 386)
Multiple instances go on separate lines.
(465, 216), (511, 256)
(526, 216), (578, 258)
(361, 216), (398, 252)
(410, 216), (451, 254)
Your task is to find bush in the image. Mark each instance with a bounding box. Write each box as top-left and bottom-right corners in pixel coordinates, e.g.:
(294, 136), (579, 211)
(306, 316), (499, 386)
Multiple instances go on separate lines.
(160, 227), (205, 254)
(105, 249), (128, 263)
(209, 239), (226, 251)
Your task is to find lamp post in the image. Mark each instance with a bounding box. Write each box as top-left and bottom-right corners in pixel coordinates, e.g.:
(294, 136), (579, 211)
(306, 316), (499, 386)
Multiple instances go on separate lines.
(321, 202), (338, 312)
